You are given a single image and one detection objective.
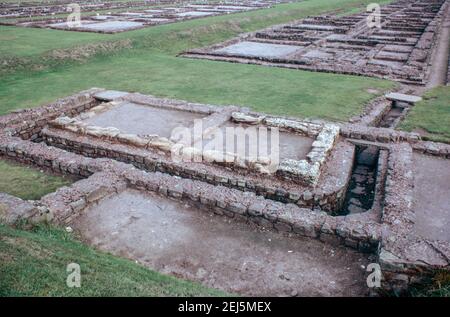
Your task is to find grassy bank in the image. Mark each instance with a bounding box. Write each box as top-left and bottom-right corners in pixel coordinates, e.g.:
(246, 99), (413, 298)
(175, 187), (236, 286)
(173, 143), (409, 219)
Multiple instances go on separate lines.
(410, 271), (450, 297)
(0, 223), (229, 296)
(399, 86), (450, 143)
(0, 159), (73, 200)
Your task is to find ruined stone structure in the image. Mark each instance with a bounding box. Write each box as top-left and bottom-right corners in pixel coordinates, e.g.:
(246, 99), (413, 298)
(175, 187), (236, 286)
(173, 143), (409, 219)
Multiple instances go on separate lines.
(0, 89), (449, 294)
(183, 0), (448, 85)
(1, 0), (303, 33)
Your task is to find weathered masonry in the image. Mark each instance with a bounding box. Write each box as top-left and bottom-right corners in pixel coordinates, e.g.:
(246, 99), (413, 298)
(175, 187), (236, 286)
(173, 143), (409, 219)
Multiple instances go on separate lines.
(183, 0), (449, 85)
(0, 89), (449, 294)
(1, 0), (304, 33)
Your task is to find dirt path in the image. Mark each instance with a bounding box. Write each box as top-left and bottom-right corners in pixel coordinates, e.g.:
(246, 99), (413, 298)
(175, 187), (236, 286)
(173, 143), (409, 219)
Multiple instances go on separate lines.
(72, 189), (374, 297)
(427, 2), (450, 88)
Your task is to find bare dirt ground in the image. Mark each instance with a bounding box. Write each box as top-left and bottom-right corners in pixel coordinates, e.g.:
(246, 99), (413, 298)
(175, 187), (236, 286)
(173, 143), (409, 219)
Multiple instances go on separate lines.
(413, 153), (450, 242)
(427, 3), (450, 88)
(72, 189), (373, 297)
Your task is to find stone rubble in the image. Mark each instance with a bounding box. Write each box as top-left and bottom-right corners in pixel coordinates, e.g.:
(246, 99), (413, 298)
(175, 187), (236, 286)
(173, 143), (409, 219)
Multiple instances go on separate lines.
(0, 88), (448, 294)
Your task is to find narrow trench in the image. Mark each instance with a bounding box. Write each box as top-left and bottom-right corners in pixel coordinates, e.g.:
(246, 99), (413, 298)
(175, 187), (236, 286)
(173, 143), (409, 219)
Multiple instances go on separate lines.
(336, 145), (379, 216)
(378, 101), (409, 128)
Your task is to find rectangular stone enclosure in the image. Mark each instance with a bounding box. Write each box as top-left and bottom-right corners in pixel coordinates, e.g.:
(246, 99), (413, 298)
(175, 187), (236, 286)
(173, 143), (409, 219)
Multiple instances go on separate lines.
(1, 89), (449, 295)
(183, 0), (448, 85)
(83, 102), (206, 138)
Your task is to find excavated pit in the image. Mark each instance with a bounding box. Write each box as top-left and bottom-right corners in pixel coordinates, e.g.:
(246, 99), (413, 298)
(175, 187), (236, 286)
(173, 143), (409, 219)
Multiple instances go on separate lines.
(71, 188), (373, 296)
(214, 41), (302, 59)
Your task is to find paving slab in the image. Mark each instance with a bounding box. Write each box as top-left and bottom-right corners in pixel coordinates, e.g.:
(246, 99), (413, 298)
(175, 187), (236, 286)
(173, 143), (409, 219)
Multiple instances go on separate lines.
(385, 93), (423, 104)
(78, 21), (144, 32)
(94, 90), (130, 101)
(214, 41), (301, 59)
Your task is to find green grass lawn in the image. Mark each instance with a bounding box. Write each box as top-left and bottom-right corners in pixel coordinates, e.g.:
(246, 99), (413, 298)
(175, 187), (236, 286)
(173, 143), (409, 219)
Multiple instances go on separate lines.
(0, 0), (393, 57)
(0, 223), (229, 296)
(399, 86), (450, 143)
(0, 159), (73, 200)
(0, 0), (396, 120)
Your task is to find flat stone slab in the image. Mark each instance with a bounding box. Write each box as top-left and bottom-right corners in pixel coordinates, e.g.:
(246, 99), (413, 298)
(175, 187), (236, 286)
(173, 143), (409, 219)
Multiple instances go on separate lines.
(83, 102), (205, 137)
(0, 193), (36, 224)
(302, 49), (333, 59)
(214, 41), (301, 58)
(118, 12), (144, 17)
(176, 11), (216, 17)
(72, 189), (372, 296)
(144, 10), (165, 13)
(413, 153), (450, 242)
(79, 21), (144, 32)
(294, 24), (343, 31)
(385, 93), (422, 104)
(93, 90), (130, 101)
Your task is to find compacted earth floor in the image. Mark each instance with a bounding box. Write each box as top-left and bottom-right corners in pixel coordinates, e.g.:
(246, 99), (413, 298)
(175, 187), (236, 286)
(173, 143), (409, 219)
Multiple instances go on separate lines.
(413, 153), (450, 242)
(83, 102), (205, 137)
(207, 122), (314, 161)
(72, 189), (373, 296)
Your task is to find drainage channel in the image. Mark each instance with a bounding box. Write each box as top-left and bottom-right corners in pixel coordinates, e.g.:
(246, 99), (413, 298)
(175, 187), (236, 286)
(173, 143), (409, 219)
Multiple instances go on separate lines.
(378, 101), (410, 128)
(337, 145), (379, 216)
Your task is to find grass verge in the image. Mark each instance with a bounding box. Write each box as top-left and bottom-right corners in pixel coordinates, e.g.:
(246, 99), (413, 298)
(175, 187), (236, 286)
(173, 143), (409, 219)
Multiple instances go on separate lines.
(399, 86), (450, 143)
(0, 223), (229, 296)
(0, 159), (73, 200)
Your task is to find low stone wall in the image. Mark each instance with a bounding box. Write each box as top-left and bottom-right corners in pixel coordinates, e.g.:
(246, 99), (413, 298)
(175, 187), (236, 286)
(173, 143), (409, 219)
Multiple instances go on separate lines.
(0, 88), (102, 141)
(38, 171), (127, 224)
(2, 88), (449, 294)
(341, 124), (450, 158)
(349, 96), (393, 127)
(0, 134), (102, 178)
(378, 143), (450, 293)
(0, 88), (354, 213)
(123, 92), (223, 115)
(41, 126), (353, 213)
(121, 167), (381, 253)
(231, 111), (340, 185)
(3, 166), (380, 254)
(182, 0), (446, 85)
